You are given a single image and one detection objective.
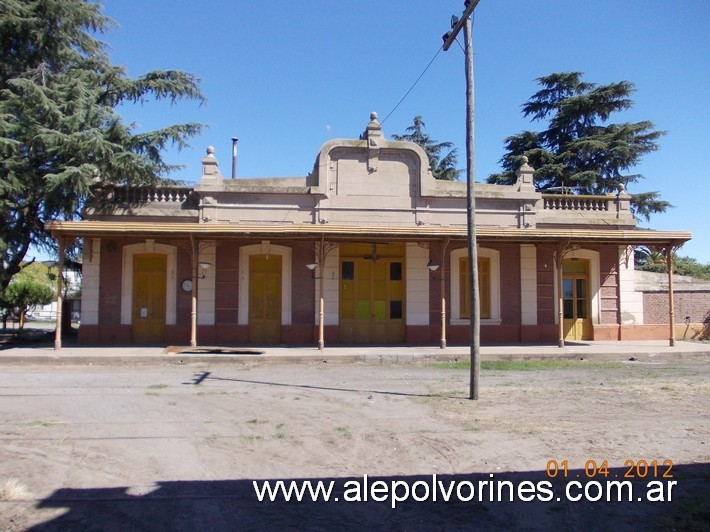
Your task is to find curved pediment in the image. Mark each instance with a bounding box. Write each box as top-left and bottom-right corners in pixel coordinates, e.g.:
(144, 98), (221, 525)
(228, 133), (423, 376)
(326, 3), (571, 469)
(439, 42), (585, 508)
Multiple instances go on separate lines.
(307, 113), (436, 199)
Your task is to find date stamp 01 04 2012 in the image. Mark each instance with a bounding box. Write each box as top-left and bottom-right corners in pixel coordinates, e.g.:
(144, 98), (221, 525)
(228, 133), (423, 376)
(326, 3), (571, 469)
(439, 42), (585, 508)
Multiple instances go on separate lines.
(546, 459), (674, 480)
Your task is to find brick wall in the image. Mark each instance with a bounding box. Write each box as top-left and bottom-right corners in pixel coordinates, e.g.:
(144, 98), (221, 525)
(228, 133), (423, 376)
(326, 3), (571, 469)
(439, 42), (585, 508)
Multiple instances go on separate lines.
(636, 271), (710, 326)
(499, 244), (521, 325)
(643, 291), (710, 324)
(215, 242), (240, 324)
(636, 271), (710, 340)
(99, 239), (123, 326)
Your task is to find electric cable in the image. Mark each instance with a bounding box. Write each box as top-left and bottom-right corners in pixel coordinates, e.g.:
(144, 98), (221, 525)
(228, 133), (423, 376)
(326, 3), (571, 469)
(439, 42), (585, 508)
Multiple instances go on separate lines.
(380, 45), (444, 126)
(381, 10), (475, 126)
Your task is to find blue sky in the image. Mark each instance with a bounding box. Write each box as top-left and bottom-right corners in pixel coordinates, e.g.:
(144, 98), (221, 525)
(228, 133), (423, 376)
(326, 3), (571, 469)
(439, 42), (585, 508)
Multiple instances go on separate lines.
(99, 0), (709, 262)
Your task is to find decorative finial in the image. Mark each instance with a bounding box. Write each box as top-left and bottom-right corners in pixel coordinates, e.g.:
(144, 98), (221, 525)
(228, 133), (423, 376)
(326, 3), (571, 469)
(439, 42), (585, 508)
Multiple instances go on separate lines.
(617, 183), (626, 193)
(364, 112), (383, 172)
(521, 155), (529, 164)
(366, 112), (382, 133)
(201, 145), (222, 180)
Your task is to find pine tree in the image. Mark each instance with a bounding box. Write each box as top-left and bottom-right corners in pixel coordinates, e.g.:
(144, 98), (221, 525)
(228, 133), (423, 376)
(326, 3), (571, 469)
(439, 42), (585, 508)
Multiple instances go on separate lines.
(487, 72), (670, 220)
(392, 116), (461, 181)
(0, 0), (205, 289)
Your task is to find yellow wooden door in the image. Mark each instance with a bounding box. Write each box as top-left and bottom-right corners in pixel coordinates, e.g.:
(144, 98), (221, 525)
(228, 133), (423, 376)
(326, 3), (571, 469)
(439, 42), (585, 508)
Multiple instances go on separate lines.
(355, 259), (372, 342)
(371, 261), (389, 343)
(563, 259), (592, 341)
(249, 255), (282, 344)
(339, 243), (405, 344)
(387, 260), (405, 343)
(132, 254), (167, 344)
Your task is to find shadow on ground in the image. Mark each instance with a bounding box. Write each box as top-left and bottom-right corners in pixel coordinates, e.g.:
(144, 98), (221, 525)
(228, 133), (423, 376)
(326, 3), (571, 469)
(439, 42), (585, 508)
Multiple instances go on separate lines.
(0, 327), (54, 350)
(15, 464), (710, 531)
(183, 370), (459, 399)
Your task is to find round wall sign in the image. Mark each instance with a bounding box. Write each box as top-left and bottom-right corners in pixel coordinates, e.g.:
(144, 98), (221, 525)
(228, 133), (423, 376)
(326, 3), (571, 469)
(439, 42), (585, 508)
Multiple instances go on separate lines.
(181, 279), (193, 292)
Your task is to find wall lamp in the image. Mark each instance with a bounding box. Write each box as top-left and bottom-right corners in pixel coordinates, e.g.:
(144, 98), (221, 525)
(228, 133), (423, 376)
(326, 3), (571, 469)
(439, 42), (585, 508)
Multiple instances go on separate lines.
(41, 260), (60, 281)
(306, 263), (318, 278)
(427, 259), (440, 271)
(198, 261), (212, 279)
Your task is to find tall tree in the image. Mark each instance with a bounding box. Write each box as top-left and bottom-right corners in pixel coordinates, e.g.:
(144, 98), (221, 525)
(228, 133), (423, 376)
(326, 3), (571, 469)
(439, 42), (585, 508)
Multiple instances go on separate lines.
(487, 72), (669, 220)
(392, 116), (461, 181)
(0, 0), (205, 290)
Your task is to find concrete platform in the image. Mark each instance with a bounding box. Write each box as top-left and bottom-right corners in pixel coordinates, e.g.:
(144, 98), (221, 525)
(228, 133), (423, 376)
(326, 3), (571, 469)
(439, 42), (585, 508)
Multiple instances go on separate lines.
(1, 339), (708, 366)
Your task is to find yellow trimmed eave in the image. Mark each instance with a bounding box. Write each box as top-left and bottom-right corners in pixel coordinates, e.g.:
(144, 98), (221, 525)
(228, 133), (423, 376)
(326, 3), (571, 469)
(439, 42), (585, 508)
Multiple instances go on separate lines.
(45, 220), (691, 247)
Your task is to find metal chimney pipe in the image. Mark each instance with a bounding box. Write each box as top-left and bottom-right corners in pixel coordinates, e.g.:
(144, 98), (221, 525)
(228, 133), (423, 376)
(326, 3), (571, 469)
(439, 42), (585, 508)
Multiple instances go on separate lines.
(231, 137), (238, 179)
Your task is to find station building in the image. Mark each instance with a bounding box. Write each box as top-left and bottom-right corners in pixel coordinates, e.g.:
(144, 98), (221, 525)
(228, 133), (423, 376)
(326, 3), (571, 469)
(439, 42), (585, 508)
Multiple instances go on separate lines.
(47, 114), (691, 348)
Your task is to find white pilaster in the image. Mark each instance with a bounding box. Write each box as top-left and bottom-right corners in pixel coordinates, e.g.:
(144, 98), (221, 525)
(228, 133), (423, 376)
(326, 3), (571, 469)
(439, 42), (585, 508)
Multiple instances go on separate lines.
(406, 243), (429, 326)
(80, 238), (101, 325)
(197, 242), (216, 325)
(520, 244), (538, 326)
(618, 245), (644, 325)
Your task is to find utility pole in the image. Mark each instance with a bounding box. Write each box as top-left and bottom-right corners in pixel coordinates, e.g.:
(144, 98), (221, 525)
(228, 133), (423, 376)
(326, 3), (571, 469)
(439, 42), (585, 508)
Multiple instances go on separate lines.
(443, 0), (481, 400)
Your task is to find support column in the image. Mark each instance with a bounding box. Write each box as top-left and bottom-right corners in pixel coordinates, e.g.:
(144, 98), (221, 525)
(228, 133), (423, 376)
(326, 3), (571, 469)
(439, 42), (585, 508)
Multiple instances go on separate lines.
(314, 236), (337, 351)
(666, 245), (676, 347)
(190, 236), (198, 347)
(54, 239), (65, 351)
(556, 246), (564, 348)
(440, 237), (450, 349)
(554, 240), (573, 348)
(318, 236), (325, 351)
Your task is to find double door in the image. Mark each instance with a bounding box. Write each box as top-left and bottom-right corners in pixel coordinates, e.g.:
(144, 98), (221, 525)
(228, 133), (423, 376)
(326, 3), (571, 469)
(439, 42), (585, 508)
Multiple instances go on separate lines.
(339, 254), (404, 344)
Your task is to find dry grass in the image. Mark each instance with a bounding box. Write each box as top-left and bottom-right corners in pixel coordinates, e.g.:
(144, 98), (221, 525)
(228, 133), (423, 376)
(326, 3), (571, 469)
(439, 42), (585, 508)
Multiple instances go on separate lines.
(0, 478), (33, 500)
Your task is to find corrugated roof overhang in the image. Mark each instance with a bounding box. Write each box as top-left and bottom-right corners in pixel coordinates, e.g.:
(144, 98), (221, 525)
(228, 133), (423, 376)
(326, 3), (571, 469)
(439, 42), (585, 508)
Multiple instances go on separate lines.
(46, 221), (691, 247)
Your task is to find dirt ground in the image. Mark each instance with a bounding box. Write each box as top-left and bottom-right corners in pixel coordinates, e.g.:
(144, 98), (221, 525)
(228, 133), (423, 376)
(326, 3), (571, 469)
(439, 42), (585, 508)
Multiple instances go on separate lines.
(0, 356), (708, 530)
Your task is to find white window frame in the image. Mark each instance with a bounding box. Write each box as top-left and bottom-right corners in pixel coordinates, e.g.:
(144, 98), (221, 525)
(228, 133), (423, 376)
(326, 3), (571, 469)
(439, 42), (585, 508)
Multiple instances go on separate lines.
(120, 242), (177, 325)
(553, 248), (600, 326)
(238, 244), (292, 326)
(450, 247), (501, 325)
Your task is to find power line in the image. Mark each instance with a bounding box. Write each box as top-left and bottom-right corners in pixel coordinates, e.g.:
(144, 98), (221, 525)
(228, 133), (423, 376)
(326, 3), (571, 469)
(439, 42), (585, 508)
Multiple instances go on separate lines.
(380, 45), (444, 126)
(380, 5), (477, 127)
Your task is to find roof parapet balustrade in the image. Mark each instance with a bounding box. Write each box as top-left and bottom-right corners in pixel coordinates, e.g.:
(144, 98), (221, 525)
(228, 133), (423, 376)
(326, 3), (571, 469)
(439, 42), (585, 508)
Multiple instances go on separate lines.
(536, 183), (634, 227)
(542, 194), (612, 212)
(109, 185), (195, 205)
(85, 184), (198, 218)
